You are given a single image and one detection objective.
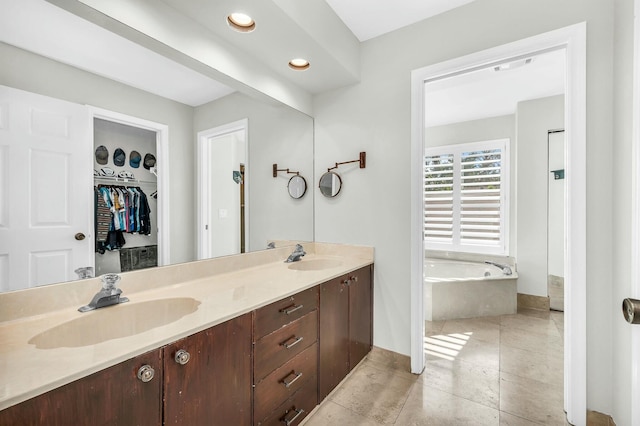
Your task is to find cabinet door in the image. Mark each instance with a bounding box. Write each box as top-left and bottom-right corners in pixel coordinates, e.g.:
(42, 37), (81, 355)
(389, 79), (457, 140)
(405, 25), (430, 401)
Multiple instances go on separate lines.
(0, 349), (162, 426)
(349, 265), (373, 369)
(319, 275), (349, 401)
(163, 313), (252, 425)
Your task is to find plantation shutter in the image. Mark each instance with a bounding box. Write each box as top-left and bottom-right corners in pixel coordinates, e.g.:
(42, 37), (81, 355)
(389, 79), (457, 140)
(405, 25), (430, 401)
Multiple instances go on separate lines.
(424, 139), (508, 255)
(460, 149), (502, 247)
(424, 154), (454, 243)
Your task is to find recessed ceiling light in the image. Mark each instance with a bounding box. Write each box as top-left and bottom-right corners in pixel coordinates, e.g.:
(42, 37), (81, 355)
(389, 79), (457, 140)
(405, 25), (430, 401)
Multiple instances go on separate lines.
(288, 58), (310, 71)
(227, 12), (255, 32)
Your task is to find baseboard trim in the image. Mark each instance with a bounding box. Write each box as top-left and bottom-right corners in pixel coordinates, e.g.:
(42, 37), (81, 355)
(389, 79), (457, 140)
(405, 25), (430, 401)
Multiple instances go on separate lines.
(517, 293), (550, 311)
(587, 410), (616, 425)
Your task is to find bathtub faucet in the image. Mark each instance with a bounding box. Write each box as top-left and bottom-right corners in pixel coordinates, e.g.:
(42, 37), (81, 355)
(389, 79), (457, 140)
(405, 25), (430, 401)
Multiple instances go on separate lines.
(484, 261), (513, 276)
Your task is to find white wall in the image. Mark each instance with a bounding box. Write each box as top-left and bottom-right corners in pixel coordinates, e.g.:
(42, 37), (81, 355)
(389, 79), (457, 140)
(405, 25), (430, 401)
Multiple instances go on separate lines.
(194, 92), (314, 251)
(313, 0), (616, 417)
(0, 42), (196, 265)
(516, 95), (564, 297)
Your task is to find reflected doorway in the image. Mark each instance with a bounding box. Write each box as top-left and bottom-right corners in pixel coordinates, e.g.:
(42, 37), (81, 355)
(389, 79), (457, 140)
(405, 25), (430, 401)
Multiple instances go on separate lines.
(197, 119), (249, 259)
(548, 129), (565, 311)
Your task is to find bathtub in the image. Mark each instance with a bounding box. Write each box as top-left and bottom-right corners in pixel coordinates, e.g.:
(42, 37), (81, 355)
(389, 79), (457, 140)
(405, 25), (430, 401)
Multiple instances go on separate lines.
(425, 258), (518, 321)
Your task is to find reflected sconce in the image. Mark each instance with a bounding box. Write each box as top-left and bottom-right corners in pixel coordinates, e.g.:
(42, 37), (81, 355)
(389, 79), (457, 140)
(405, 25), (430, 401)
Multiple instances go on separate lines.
(273, 164), (307, 199)
(319, 152), (366, 198)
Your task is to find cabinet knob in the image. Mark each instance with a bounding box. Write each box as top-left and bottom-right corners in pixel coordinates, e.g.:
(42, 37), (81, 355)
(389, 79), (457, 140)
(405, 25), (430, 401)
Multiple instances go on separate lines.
(137, 365), (155, 383)
(175, 349), (191, 365)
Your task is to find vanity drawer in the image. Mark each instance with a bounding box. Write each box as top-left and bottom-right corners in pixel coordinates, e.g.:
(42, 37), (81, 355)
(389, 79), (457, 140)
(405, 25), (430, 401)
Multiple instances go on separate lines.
(254, 286), (318, 340)
(254, 342), (318, 422)
(255, 376), (318, 426)
(254, 310), (318, 380)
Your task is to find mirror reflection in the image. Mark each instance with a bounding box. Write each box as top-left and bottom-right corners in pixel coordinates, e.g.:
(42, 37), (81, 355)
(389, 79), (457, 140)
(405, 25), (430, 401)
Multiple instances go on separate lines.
(0, 16), (313, 292)
(288, 176), (308, 199)
(319, 172), (342, 197)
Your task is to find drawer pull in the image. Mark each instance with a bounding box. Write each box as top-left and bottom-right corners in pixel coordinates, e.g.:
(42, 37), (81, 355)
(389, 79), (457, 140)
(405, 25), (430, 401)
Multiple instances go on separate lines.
(281, 304), (304, 315)
(281, 371), (303, 388)
(282, 407), (305, 426)
(282, 336), (304, 349)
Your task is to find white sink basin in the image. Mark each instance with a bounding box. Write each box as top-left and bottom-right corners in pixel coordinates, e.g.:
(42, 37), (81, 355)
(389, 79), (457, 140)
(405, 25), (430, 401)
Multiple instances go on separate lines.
(29, 297), (200, 349)
(287, 258), (343, 271)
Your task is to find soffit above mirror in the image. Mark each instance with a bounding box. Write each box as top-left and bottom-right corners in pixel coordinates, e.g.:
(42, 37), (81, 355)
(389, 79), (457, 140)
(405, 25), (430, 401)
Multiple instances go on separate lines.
(32, 0), (361, 114)
(0, 0), (235, 107)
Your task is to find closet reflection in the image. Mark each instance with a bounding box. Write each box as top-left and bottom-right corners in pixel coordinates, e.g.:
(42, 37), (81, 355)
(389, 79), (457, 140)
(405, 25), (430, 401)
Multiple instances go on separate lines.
(94, 119), (158, 275)
(0, 50), (314, 293)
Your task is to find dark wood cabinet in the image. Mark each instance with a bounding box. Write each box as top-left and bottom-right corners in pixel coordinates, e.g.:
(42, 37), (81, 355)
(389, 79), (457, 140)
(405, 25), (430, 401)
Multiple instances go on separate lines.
(0, 314), (252, 426)
(0, 263), (372, 425)
(319, 265), (373, 401)
(0, 349), (163, 426)
(253, 286), (319, 426)
(163, 313), (252, 425)
(349, 265), (373, 368)
(318, 275), (350, 400)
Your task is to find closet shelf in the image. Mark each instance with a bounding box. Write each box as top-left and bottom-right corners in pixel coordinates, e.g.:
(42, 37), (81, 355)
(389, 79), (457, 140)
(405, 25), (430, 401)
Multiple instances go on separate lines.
(94, 176), (157, 185)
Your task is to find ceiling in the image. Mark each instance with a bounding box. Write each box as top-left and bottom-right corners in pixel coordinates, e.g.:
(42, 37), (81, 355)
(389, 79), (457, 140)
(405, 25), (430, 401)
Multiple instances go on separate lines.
(425, 49), (566, 127)
(325, 0), (476, 41)
(0, 0), (564, 123)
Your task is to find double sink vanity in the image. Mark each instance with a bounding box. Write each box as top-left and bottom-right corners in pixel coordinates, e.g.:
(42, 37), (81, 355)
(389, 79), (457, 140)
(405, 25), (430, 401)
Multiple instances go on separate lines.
(0, 243), (374, 425)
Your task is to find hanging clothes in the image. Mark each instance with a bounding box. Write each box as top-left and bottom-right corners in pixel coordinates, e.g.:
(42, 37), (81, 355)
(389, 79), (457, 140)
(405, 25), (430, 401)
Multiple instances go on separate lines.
(94, 185), (152, 253)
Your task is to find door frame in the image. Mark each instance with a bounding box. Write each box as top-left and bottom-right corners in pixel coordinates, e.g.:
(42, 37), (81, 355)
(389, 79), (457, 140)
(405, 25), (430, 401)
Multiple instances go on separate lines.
(410, 23), (586, 425)
(196, 119), (249, 259)
(631, 1), (640, 424)
(89, 107), (170, 266)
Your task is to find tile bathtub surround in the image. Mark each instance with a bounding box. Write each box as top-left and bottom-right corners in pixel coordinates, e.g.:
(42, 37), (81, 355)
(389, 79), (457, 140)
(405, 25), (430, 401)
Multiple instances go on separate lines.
(303, 308), (571, 426)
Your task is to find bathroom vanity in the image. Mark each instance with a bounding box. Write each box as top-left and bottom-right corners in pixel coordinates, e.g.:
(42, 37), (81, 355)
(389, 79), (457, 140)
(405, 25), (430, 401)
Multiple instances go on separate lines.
(0, 243), (373, 426)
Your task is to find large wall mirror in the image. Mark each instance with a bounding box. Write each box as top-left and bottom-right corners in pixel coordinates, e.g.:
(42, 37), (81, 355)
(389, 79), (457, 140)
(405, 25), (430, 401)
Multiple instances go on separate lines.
(0, 2), (314, 293)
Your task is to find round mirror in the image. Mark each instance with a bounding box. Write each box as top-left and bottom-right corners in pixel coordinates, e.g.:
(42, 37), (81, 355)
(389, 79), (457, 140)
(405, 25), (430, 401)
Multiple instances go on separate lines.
(288, 175), (307, 199)
(319, 171), (342, 197)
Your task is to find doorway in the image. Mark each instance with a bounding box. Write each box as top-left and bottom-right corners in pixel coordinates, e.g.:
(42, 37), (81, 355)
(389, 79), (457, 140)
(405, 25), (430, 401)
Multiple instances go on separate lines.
(411, 23), (586, 425)
(548, 129), (566, 312)
(197, 119), (249, 259)
(91, 107), (170, 268)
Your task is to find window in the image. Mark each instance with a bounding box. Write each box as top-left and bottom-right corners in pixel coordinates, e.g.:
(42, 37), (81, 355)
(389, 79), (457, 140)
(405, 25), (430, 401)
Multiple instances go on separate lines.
(424, 139), (509, 255)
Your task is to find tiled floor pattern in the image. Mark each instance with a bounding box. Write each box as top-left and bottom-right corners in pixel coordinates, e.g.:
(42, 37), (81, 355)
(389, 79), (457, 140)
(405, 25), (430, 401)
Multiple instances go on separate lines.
(303, 309), (567, 425)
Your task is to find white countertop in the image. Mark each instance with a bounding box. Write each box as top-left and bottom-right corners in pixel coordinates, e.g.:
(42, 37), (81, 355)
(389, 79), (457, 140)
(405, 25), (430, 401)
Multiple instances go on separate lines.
(0, 243), (373, 410)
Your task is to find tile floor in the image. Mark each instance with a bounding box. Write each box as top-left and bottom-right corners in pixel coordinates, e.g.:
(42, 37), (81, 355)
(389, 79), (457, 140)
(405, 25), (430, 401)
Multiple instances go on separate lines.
(303, 308), (568, 425)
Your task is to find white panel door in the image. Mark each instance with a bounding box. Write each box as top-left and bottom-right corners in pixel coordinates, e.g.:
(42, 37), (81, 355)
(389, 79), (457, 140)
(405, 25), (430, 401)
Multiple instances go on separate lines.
(0, 85), (93, 292)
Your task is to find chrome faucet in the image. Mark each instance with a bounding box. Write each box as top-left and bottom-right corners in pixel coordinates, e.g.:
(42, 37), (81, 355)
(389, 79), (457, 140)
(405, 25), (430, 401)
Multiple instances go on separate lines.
(78, 273), (130, 312)
(285, 244), (306, 263)
(484, 261), (513, 276)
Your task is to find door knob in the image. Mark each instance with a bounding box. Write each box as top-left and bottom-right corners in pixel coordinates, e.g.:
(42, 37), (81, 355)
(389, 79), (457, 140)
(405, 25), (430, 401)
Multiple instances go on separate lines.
(74, 233), (86, 241)
(622, 298), (640, 324)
